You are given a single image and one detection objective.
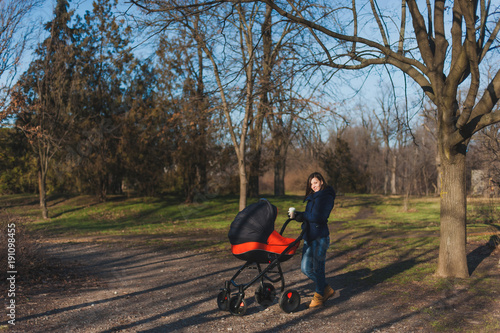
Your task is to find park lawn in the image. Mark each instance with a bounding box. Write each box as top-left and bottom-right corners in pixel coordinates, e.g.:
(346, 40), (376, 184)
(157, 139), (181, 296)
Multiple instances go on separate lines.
(1, 192), (497, 240)
(1, 193), (497, 246)
(0, 193), (497, 266)
(2, 193), (496, 275)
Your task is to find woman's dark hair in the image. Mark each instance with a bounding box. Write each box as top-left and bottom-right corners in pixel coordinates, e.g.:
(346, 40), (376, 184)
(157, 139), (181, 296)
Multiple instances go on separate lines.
(304, 172), (327, 200)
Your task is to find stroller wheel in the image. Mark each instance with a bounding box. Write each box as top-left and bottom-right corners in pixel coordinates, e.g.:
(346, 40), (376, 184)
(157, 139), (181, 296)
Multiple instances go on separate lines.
(217, 291), (229, 311)
(279, 290), (300, 313)
(255, 283), (276, 308)
(229, 296), (247, 316)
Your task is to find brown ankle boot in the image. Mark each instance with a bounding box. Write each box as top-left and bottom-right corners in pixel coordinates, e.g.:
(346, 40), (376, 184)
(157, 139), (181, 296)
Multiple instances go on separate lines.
(323, 285), (335, 302)
(308, 292), (324, 308)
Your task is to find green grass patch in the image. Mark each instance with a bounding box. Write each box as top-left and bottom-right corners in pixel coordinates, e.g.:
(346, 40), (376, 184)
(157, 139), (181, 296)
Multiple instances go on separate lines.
(3, 193), (497, 249)
(333, 195), (441, 238)
(2, 193), (498, 272)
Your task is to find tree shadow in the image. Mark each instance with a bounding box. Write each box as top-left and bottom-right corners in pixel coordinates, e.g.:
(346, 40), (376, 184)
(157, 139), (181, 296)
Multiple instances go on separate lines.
(50, 202), (100, 218)
(0, 195), (38, 209)
(5, 234), (447, 333)
(324, 259), (417, 307)
(467, 235), (499, 275)
(9, 245), (240, 328)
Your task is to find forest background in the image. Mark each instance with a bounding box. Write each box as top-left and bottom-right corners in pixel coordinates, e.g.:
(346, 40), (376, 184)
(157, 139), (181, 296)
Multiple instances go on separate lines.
(1, 1), (499, 207)
(1, 0), (500, 280)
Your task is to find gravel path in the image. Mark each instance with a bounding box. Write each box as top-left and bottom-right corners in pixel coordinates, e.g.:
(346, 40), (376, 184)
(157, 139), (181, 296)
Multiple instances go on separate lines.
(3, 239), (500, 333)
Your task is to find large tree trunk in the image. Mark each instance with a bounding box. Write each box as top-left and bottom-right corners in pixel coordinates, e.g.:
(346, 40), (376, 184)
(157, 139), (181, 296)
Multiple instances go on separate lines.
(435, 154), (442, 196)
(383, 169), (388, 195)
(248, 150), (261, 198)
(184, 164), (196, 204)
(98, 175), (108, 202)
(436, 149), (469, 278)
(383, 146), (389, 195)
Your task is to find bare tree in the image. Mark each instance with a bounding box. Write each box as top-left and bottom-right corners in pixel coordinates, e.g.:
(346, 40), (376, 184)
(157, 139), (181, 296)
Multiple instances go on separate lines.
(132, 1), (262, 210)
(247, 4), (272, 198)
(0, 0), (43, 118)
(249, 3), (312, 197)
(373, 89), (404, 195)
(9, 0), (76, 219)
(267, 80), (308, 196)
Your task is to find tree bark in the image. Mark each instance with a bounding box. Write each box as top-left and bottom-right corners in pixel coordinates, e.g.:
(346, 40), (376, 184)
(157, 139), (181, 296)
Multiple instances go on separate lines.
(194, 13), (208, 197)
(436, 149), (469, 278)
(38, 167), (48, 219)
(273, 138), (287, 196)
(248, 121), (263, 198)
(391, 153), (397, 195)
(248, 4), (273, 198)
(238, 158), (248, 210)
(274, 155), (286, 196)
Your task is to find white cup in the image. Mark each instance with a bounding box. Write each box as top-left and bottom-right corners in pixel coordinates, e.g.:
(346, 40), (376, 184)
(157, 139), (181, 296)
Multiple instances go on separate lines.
(288, 207), (296, 219)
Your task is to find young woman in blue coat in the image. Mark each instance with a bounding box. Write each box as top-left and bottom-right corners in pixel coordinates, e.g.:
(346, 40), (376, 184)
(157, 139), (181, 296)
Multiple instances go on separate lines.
(290, 172), (336, 308)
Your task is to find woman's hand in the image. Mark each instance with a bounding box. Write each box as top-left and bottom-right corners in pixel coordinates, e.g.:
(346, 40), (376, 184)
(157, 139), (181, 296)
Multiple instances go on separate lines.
(295, 212), (305, 222)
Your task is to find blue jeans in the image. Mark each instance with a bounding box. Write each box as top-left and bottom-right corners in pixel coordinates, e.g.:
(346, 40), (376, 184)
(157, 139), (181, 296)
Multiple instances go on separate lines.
(301, 236), (330, 295)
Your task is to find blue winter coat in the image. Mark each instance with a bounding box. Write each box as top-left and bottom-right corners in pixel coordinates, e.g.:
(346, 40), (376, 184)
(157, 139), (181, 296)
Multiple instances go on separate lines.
(301, 185), (336, 242)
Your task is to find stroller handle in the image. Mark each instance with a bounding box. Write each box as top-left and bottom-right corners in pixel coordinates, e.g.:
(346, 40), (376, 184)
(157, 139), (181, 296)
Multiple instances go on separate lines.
(279, 218), (293, 235)
(279, 218), (307, 237)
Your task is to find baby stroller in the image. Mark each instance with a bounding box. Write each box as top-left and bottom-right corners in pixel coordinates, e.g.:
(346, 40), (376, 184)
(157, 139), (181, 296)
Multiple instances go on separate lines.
(216, 199), (303, 316)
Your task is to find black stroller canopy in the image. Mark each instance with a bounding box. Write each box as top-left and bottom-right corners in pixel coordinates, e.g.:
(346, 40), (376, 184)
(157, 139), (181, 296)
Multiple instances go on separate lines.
(228, 199), (278, 245)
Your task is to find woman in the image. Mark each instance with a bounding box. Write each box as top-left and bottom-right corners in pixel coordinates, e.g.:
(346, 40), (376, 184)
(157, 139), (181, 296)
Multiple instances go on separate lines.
(290, 172), (336, 308)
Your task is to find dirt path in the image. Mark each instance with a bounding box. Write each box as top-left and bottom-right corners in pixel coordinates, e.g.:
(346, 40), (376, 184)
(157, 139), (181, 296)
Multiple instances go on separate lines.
(3, 236), (499, 333)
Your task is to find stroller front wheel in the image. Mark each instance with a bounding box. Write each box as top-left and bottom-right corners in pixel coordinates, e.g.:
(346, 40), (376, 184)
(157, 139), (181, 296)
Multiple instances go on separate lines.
(229, 296), (247, 316)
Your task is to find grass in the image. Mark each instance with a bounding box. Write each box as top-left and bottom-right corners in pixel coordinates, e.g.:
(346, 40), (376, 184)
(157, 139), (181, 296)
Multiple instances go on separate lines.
(0, 193), (498, 266)
(2, 193), (497, 276)
(1, 193), (497, 246)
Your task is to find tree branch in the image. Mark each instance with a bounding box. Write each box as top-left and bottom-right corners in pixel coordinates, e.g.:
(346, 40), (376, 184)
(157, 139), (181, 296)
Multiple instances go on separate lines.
(398, 0), (407, 54)
(407, 0), (435, 69)
(261, 0), (429, 76)
(480, 16), (500, 62)
(449, 69), (500, 145)
(369, 0), (389, 47)
(433, 0), (448, 68)
(455, 0), (481, 129)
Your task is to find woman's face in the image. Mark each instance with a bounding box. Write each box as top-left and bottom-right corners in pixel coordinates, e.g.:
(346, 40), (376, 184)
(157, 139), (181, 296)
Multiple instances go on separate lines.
(310, 177), (323, 192)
